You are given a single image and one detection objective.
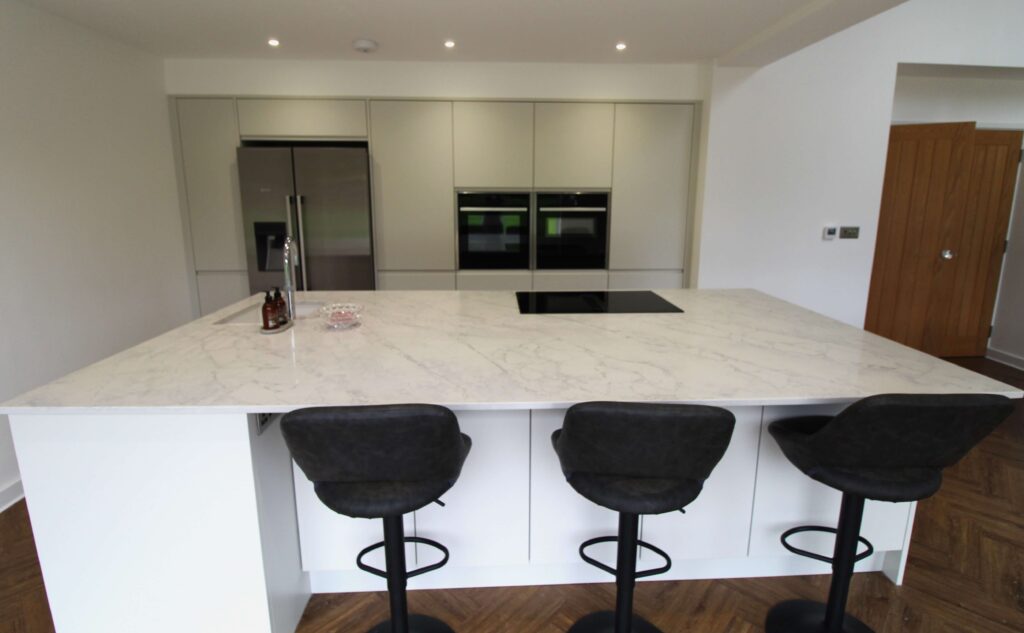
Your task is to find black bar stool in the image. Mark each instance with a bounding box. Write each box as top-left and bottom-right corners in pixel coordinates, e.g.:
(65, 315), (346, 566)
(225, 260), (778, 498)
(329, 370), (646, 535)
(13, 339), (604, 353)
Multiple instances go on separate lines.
(552, 401), (736, 633)
(766, 393), (1013, 633)
(282, 404), (472, 633)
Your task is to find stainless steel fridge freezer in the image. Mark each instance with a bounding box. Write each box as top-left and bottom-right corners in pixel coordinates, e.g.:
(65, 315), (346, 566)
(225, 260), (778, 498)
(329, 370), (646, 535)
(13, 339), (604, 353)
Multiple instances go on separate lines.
(237, 145), (375, 294)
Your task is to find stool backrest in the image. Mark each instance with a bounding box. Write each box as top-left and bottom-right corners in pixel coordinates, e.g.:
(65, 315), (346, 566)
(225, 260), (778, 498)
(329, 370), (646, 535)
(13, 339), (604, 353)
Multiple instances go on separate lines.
(282, 404), (464, 484)
(810, 394), (1013, 469)
(557, 402), (735, 481)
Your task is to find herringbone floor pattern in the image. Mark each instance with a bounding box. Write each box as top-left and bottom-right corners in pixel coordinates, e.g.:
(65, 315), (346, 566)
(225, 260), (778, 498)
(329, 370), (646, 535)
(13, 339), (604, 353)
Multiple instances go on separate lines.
(1, 359), (1021, 633)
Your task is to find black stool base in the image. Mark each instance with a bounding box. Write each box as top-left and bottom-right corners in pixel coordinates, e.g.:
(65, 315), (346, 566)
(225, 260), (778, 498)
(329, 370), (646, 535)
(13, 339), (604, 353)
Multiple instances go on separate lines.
(367, 614), (455, 633)
(766, 600), (873, 633)
(567, 610), (663, 633)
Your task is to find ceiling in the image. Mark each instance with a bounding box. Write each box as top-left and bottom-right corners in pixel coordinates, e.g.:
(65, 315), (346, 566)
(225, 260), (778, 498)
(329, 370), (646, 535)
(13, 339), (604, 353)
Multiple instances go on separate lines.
(21, 0), (897, 64)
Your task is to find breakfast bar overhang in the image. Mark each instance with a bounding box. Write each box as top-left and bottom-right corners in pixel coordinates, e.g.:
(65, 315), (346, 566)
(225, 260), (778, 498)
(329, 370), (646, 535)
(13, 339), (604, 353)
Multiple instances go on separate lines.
(4, 289), (1020, 633)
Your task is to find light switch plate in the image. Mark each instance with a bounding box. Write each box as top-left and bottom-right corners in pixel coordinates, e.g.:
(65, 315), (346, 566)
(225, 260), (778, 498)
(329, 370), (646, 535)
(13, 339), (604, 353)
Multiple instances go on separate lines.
(823, 225), (838, 240)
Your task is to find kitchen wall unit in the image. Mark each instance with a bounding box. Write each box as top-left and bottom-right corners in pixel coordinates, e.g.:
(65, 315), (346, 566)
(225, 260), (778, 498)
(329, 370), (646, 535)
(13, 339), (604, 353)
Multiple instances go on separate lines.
(532, 270), (609, 291)
(171, 96), (695, 298)
(370, 100), (456, 272)
(453, 102), (534, 188)
(237, 99), (367, 139)
(176, 98), (247, 273)
(534, 102), (615, 189)
(609, 104), (693, 272)
(377, 271), (457, 291)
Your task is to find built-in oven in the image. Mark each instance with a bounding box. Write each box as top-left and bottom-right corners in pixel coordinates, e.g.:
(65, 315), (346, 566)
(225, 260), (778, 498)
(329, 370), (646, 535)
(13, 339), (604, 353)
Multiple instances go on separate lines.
(535, 192), (609, 269)
(457, 192), (531, 269)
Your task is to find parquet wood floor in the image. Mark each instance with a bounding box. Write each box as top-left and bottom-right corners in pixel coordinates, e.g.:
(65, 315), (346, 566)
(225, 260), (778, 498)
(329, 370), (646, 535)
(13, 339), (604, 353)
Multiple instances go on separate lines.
(1, 358), (1021, 632)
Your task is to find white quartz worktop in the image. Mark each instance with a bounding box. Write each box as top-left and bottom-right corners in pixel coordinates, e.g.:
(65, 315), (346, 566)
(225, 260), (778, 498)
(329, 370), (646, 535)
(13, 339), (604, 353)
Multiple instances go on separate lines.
(3, 289), (1020, 414)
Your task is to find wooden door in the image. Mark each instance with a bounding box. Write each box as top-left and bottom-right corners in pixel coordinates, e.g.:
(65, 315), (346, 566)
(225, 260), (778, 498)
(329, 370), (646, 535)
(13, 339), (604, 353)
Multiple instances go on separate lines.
(866, 123), (1022, 356)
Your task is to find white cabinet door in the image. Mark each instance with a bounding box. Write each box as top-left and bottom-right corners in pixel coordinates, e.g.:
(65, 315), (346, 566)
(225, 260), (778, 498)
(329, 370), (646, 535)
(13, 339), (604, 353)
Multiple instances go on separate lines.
(453, 102), (533, 188)
(377, 271), (456, 290)
(456, 271), (532, 291)
(532, 270), (608, 291)
(530, 409), (621, 567)
(608, 270), (684, 290)
(609, 104), (694, 271)
(196, 271), (250, 316)
(413, 411), (530, 582)
(176, 98), (246, 272)
(534, 103), (614, 188)
(370, 101), (456, 271)
(640, 407), (760, 562)
(749, 405), (914, 560)
(237, 99), (367, 138)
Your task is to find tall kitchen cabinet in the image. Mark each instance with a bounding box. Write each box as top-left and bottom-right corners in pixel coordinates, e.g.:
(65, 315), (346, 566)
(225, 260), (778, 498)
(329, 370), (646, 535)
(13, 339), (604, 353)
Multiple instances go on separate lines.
(534, 103), (615, 188)
(370, 101), (457, 290)
(608, 103), (694, 289)
(174, 98), (250, 315)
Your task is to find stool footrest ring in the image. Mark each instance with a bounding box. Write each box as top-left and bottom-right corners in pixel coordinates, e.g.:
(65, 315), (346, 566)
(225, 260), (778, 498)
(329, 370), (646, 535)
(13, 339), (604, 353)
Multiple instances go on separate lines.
(356, 536), (450, 579)
(579, 536), (672, 579)
(780, 525), (874, 565)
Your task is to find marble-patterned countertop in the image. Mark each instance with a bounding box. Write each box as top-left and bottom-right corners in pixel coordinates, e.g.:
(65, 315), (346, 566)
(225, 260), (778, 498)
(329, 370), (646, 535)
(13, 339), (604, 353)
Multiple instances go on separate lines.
(4, 289), (1020, 414)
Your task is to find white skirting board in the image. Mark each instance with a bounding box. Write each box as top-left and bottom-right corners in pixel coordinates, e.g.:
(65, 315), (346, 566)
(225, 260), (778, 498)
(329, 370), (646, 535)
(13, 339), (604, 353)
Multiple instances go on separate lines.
(0, 479), (24, 513)
(987, 346), (1024, 371)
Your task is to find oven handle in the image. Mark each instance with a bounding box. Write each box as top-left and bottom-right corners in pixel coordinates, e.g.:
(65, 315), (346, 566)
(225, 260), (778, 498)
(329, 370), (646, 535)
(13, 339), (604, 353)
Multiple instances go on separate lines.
(538, 207), (607, 212)
(459, 207), (529, 213)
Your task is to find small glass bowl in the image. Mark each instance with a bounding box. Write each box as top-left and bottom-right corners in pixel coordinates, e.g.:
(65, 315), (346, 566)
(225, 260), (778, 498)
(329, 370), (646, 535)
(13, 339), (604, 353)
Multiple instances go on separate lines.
(320, 303), (362, 330)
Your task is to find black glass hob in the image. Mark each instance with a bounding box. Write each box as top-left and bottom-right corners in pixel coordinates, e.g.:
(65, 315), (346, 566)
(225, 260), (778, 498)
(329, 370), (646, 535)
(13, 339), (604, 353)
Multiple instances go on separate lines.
(516, 291), (683, 314)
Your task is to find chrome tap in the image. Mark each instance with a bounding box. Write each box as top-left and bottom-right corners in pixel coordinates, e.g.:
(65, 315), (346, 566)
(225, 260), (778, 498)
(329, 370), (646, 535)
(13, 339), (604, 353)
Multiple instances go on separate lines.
(282, 235), (296, 322)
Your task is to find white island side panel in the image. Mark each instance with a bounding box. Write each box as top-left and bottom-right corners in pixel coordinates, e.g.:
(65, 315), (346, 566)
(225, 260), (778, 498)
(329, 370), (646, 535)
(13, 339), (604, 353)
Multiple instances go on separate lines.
(10, 413), (287, 633)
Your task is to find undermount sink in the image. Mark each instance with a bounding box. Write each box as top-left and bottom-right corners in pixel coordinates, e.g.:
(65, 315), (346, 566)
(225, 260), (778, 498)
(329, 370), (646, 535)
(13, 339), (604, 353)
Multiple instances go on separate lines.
(215, 301), (324, 325)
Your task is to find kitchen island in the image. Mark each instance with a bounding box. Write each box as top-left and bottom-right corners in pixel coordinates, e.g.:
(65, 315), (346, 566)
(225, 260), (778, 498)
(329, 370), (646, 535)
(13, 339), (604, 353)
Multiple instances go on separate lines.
(4, 289), (1020, 633)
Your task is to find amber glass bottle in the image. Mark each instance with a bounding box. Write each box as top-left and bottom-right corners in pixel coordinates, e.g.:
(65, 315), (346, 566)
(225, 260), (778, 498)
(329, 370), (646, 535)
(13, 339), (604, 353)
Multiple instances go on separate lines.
(273, 287), (287, 325)
(261, 291), (278, 330)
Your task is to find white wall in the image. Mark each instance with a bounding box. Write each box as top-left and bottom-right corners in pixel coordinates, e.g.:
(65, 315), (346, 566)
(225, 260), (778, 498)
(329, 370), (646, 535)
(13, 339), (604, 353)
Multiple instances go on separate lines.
(164, 58), (707, 101)
(698, 0), (1024, 327)
(0, 0), (193, 508)
(892, 69), (1024, 367)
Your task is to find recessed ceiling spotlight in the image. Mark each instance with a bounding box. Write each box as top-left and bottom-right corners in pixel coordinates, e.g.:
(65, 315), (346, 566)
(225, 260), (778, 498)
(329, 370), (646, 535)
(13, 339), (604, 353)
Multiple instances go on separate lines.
(267, 38), (280, 48)
(444, 39), (456, 49)
(615, 42), (627, 51)
(353, 38), (379, 53)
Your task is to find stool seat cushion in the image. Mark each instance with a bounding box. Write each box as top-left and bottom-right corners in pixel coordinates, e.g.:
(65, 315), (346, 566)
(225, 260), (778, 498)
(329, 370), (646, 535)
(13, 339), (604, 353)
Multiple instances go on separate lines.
(768, 400), (1008, 502)
(564, 471), (705, 515)
(551, 400), (735, 515)
(282, 405), (472, 519)
(308, 433), (471, 518)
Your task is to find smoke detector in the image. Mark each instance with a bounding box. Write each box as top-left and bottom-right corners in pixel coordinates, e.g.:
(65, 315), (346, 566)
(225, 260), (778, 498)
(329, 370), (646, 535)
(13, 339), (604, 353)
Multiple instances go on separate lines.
(353, 39), (378, 54)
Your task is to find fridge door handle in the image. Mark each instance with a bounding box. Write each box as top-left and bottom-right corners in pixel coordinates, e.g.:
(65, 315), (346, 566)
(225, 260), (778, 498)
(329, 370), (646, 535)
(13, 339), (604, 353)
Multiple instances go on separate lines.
(295, 194), (310, 291)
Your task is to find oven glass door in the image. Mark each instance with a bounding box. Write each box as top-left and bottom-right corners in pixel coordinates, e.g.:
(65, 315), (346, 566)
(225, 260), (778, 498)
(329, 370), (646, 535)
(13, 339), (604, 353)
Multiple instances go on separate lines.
(536, 211), (608, 268)
(458, 193), (530, 269)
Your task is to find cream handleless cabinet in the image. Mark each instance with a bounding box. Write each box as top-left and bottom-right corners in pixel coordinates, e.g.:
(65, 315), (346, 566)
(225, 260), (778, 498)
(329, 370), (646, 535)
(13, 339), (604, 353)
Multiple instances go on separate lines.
(453, 102), (534, 188)
(534, 103), (614, 189)
(370, 101), (456, 272)
(175, 98), (246, 273)
(609, 104), (693, 273)
(236, 99), (368, 139)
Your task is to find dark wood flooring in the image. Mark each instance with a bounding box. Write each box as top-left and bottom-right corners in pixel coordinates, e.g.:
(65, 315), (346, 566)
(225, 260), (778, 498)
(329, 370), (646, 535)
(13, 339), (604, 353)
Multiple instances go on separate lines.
(2, 358), (1021, 632)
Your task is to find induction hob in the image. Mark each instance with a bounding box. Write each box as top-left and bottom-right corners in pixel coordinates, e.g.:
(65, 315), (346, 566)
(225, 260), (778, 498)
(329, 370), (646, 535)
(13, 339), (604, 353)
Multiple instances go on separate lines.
(516, 290), (683, 314)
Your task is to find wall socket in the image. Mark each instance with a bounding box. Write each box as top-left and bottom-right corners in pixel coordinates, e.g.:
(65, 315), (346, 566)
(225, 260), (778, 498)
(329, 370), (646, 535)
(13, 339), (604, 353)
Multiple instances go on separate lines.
(823, 225), (838, 240)
(839, 226), (860, 239)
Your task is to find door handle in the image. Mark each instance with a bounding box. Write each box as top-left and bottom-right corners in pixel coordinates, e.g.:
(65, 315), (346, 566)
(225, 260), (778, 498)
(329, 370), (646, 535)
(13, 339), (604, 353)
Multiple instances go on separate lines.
(941, 249), (956, 260)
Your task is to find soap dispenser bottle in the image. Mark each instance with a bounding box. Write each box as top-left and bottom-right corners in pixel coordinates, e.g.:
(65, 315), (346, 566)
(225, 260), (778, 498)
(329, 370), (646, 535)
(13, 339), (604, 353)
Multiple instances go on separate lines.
(261, 291), (278, 330)
(273, 287), (287, 325)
